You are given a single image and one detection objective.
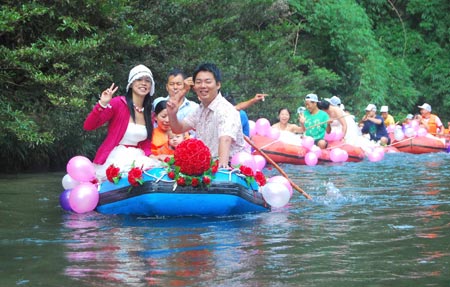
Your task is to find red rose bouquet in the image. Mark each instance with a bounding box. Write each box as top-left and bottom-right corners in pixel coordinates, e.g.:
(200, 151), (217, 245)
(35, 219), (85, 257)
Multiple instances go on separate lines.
(174, 138), (212, 175)
(166, 138), (218, 187)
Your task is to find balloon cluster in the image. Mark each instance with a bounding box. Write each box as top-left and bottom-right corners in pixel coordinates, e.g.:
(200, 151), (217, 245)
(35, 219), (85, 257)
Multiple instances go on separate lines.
(60, 156), (99, 214)
(395, 120), (428, 141)
(230, 151), (292, 208)
(250, 117), (352, 166)
(249, 118), (280, 140)
(231, 151), (266, 172)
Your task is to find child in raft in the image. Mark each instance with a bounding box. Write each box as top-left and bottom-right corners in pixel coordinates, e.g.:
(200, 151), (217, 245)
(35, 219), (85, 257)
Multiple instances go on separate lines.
(156, 130), (188, 158)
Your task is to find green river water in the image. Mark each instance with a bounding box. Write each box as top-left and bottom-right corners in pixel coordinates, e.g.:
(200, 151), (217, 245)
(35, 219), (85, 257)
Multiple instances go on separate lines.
(1, 152), (449, 287)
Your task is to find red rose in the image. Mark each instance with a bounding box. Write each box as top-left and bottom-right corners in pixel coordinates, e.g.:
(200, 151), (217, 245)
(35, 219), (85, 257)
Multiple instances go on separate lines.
(106, 164), (121, 184)
(202, 176), (211, 185)
(128, 167), (143, 186)
(191, 177), (199, 187)
(239, 165), (254, 177)
(168, 171), (175, 179)
(164, 157), (171, 163)
(177, 177), (186, 186)
(254, 171), (267, 186)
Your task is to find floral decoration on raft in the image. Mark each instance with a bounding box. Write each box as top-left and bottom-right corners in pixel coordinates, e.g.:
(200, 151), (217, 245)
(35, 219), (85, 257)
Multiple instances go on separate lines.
(164, 138), (218, 187)
(104, 138), (268, 189)
(238, 165), (267, 187)
(106, 162), (144, 187)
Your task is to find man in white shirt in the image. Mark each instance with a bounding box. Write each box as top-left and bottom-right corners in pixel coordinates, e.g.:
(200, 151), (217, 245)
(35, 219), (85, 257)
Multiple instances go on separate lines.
(166, 63), (245, 168)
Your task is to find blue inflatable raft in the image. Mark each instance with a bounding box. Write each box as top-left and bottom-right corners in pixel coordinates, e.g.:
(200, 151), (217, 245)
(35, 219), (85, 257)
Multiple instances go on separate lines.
(96, 168), (270, 217)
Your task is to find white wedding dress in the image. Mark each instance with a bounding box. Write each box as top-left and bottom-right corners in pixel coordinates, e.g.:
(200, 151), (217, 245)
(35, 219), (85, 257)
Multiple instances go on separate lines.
(95, 122), (161, 181)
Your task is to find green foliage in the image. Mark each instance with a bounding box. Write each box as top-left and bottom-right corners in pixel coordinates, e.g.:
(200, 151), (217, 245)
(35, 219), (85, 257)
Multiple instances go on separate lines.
(0, 0), (157, 171)
(1, 0), (449, 172)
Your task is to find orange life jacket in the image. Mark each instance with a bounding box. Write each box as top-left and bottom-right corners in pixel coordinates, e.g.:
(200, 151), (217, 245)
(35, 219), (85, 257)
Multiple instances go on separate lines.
(426, 114), (438, 134)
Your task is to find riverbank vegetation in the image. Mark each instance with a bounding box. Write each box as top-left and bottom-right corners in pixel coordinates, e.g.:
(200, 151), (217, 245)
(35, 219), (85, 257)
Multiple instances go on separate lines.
(1, 0), (449, 171)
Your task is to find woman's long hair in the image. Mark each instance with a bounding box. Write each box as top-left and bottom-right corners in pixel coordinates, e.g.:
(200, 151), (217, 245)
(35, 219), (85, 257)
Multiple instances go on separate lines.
(125, 89), (154, 140)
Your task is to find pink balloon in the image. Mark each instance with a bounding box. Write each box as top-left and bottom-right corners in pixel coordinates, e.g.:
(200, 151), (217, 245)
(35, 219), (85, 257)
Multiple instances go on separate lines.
(324, 131), (336, 141)
(410, 120), (419, 130)
(267, 127), (280, 140)
(255, 118), (271, 136)
(305, 152), (318, 166)
(374, 147), (385, 154)
(338, 149), (348, 162)
(330, 148), (346, 163)
(249, 120), (256, 137)
(253, 154), (266, 171)
(417, 127), (427, 137)
(66, 156), (96, 182)
(404, 127), (416, 138)
(334, 130), (344, 141)
(310, 145), (322, 157)
(268, 176), (293, 197)
(367, 149), (384, 162)
(69, 182), (99, 213)
(301, 136), (314, 150)
(231, 151), (256, 171)
(386, 125), (396, 133)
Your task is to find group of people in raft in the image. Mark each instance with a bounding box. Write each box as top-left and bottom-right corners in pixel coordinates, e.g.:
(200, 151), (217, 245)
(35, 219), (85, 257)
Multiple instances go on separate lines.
(271, 94), (447, 149)
(84, 63), (267, 181)
(85, 63), (447, 181)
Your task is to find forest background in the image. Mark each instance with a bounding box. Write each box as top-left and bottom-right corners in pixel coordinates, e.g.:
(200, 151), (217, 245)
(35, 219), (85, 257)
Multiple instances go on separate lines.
(1, 0), (449, 172)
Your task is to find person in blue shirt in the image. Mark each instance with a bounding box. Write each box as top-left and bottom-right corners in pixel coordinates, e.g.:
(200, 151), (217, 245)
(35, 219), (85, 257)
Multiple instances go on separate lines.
(360, 104), (390, 145)
(224, 93), (250, 137)
(153, 68), (199, 121)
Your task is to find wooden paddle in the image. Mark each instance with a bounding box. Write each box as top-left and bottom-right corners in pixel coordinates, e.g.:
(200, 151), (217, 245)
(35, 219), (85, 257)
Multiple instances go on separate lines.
(244, 136), (312, 200)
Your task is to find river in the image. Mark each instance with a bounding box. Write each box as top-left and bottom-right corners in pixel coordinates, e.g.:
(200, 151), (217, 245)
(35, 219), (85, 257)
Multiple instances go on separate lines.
(1, 152), (449, 287)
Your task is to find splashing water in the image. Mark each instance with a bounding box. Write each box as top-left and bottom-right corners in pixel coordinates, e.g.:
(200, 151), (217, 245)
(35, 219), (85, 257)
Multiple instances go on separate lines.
(325, 181), (342, 198)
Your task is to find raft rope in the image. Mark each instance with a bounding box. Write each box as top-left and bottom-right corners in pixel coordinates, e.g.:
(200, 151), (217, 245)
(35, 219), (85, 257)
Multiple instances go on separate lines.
(259, 139), (282, 150)
(144, 169), (255, 187)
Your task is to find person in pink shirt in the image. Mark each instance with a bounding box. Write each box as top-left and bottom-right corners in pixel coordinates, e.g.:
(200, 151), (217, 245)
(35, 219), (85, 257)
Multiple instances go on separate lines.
(83, 64), (160, 180)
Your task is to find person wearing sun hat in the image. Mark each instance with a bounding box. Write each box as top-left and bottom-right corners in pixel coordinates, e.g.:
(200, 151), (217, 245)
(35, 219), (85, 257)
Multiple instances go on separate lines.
(324, 95), (341, 107)
(417, 103), (444, 135)
(380, 105), (395, 127)
(360, 103), (390, 145)
(298, 93), (330, 148)
(84, 64), (160, 180)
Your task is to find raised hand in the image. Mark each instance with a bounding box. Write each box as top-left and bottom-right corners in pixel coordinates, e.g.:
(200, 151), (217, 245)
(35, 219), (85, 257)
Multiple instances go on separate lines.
(181, 76), (194, 96)
(184, 77), (194, 89)
(254, 93), (268, 102)
(298, 113), (306, 125)
(99, 83), (119, 106)
(166, 98), (179, 117)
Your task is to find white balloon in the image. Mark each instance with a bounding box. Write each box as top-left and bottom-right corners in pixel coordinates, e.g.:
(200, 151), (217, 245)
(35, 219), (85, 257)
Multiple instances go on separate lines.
(394, 129), (404, 141)
(404, 127), (416, 138)
(261, 182), (291, 208)
(62, 173), (80, 190)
